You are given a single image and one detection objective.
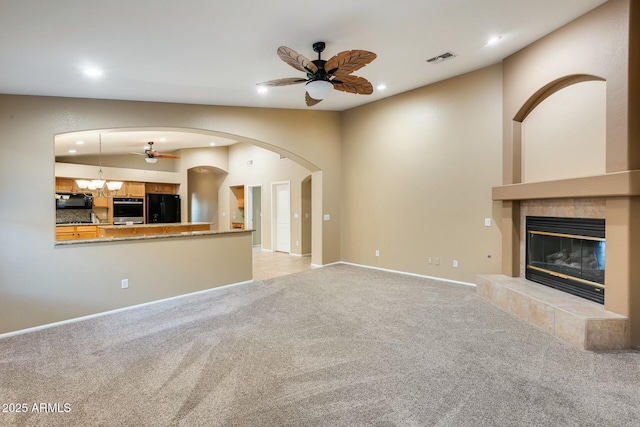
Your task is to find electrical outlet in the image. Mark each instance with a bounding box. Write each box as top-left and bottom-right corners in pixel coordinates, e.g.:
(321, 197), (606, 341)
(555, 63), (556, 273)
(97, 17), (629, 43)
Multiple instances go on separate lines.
(453, 260), (459, 268)
(428, 257), (432, 264)
(375, 250), (380, 257)
(121, 279), (128, 289)
(484, 218), (492, 227)
(296, 240), (299, 246)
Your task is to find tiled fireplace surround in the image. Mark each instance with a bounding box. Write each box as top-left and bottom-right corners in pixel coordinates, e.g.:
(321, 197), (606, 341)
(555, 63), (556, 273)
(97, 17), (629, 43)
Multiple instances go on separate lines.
(477, 198), (629, 350)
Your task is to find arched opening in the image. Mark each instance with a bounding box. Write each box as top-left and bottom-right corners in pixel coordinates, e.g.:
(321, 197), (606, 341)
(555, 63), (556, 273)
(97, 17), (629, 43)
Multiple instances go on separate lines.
(54, 126), (321, 263)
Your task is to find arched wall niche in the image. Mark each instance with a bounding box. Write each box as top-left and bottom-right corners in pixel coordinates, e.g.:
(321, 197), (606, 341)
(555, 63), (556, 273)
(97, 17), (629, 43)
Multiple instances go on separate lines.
(513, 74), (605, 122)
(187, 165), (226, 225)
(511, 74), (607, 184)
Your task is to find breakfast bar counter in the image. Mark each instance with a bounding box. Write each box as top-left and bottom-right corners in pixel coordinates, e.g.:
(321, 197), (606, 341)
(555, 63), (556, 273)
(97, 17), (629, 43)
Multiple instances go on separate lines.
(55, 223), (252, 246)
(97, 222), (213, 238)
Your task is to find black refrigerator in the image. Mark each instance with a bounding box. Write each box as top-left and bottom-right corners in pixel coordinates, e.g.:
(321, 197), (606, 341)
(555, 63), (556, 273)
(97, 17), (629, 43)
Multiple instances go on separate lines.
(146, 194), (181, 223)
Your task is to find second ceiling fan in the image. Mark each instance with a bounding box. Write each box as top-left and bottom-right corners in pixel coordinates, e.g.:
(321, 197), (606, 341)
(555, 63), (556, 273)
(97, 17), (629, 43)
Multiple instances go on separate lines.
(258, 42), (377, 107)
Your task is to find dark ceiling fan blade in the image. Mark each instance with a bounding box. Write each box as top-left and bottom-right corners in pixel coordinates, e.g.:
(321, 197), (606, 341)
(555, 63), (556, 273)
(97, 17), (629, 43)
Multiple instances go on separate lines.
(305, 92), (322, 107)
(154, 153), (180, 159)
(277, 46), (318, 73)
(145, 150), (180, 159)
(325, 50), (377, 76)
(257, 77), (308, 87)
(331, 75), (374, 95)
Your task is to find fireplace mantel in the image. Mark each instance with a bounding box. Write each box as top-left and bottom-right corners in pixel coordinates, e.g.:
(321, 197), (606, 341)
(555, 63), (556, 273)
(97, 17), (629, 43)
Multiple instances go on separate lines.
(492, 171), (640, 201)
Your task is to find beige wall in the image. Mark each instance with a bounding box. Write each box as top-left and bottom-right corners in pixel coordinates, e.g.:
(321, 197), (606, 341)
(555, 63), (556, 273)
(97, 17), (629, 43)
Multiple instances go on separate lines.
(340, 65), (504, 283)
(0, 95), (340, 334)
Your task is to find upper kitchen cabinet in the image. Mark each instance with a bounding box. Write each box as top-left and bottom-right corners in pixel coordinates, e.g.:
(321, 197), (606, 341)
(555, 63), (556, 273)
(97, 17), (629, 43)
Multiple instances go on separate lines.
(231, 185), (245, 209)
(93, 196), (110, 208)
(55, 177), (79, 193)
(146, 183), (178, 194)
(116, 181), (145, 197)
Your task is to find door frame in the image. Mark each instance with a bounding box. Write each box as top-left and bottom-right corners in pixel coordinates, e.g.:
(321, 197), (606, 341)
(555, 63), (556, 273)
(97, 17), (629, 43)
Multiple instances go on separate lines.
(245, 184), (262, 247)
(271, 181), (291, 253)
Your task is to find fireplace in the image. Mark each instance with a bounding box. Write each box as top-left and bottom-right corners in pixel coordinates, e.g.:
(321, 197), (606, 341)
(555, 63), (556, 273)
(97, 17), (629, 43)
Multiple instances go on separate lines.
(526, 216), (605, 304)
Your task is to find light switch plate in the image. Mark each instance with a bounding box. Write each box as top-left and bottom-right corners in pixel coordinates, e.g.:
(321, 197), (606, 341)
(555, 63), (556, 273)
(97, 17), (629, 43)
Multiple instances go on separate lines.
(323, 214), (330, 221)
(484, 218), (492, 227)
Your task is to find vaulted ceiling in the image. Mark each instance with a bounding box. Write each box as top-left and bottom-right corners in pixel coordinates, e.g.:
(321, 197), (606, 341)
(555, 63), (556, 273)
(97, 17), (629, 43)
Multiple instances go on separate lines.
(2, 0), (606, 112)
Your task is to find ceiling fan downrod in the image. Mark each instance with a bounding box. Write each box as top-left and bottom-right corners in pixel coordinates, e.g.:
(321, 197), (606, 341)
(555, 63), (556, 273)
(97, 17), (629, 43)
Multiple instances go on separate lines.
(310, 41), (328, 81)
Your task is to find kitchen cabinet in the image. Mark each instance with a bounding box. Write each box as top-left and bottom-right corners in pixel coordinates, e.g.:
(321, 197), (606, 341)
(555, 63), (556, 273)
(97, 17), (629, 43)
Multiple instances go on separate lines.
(116, 181), (145, 197)
(237, 186), (245, 209)
(55, 225), (98, 240)
(93, 196), (109, 208)
(55, 178), (79, 193)
(146, 183), (178, 194)
(231, 185), (245, 209)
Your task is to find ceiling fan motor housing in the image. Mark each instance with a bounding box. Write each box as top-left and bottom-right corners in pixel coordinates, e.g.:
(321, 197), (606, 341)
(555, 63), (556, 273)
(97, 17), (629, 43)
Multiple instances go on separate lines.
(312, 41), (325, 54)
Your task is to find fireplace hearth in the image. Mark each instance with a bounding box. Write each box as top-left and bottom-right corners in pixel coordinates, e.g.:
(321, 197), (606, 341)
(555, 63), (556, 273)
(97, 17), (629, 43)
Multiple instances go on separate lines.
(526, 216), (605, 304)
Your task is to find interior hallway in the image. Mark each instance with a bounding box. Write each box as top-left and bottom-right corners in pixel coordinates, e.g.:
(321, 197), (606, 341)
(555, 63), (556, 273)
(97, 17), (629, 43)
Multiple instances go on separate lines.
(252, 248), (312, 281)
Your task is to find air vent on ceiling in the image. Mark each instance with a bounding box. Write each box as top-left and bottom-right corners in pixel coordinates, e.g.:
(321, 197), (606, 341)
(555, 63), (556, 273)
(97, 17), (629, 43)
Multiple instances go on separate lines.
(426, 52), (457, 64)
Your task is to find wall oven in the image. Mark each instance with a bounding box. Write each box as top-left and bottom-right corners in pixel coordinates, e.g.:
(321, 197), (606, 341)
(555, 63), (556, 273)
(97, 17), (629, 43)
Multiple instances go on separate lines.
(113, 198), (144, 224)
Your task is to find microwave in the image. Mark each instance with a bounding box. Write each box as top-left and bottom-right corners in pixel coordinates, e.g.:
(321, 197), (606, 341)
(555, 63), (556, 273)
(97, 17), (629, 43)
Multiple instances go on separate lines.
(55, 193), (93, 209)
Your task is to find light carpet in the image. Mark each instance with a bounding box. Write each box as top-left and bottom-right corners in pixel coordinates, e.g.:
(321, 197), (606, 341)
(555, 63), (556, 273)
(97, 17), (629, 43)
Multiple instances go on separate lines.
(1, 264), (639, 426)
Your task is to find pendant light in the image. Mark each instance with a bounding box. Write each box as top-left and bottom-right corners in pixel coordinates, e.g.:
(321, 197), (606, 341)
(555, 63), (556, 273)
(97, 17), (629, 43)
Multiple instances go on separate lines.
(76, 133), (122, 195)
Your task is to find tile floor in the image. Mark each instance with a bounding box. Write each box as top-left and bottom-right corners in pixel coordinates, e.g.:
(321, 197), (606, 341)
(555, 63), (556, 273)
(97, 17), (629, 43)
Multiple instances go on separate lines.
(252, 248), (312, 281)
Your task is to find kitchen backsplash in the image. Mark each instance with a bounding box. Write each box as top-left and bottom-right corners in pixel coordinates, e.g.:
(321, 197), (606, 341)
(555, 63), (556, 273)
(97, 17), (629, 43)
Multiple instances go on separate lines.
(56, 209), (92, 224)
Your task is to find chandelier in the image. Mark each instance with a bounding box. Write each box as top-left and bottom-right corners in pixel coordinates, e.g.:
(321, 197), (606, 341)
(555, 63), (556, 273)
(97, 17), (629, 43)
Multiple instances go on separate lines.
(75, 134), (123, 195)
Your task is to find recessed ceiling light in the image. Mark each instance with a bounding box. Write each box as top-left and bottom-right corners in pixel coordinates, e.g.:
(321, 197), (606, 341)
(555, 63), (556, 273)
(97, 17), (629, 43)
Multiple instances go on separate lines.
(486, 36), (502, 46)
(68, 149), (77, 154)
(75, 140), (85, 145)
(257, 86), (268, 94)
(210, 142), (216, 146)
(377, 84), (387, 91)
(83, 68), (103, 77)
(159, 137), (166, 142)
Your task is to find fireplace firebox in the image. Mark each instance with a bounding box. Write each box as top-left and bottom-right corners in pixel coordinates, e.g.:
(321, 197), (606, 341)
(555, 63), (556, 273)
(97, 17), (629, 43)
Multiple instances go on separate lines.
(526, 216), (605, 304)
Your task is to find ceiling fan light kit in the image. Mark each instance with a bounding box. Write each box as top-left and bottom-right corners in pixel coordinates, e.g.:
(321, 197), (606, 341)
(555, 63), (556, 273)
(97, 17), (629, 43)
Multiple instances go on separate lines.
(141, 141), (180, 163)
(305, 80), (333, 100)
(257, 41), (377, 106)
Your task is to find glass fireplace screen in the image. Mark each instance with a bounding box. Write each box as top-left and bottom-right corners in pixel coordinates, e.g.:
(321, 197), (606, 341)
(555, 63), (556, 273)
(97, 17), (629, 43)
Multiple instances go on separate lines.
(527, 231), (605, 287)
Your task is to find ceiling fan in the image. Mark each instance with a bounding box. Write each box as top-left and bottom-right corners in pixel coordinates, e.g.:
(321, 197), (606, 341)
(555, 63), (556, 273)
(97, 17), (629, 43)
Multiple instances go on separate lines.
(133, 142), (180, 164)
(258, 42), (377, 107)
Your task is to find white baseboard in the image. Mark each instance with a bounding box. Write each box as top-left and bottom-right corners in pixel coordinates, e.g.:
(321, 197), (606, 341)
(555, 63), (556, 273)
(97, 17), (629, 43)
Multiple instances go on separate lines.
(337, 262), (477, 287)
(0, 279), (254, 340)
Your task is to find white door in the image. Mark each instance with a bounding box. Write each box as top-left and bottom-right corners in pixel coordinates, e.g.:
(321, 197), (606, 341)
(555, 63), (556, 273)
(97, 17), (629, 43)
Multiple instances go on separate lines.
(274, 182), (290, 253)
